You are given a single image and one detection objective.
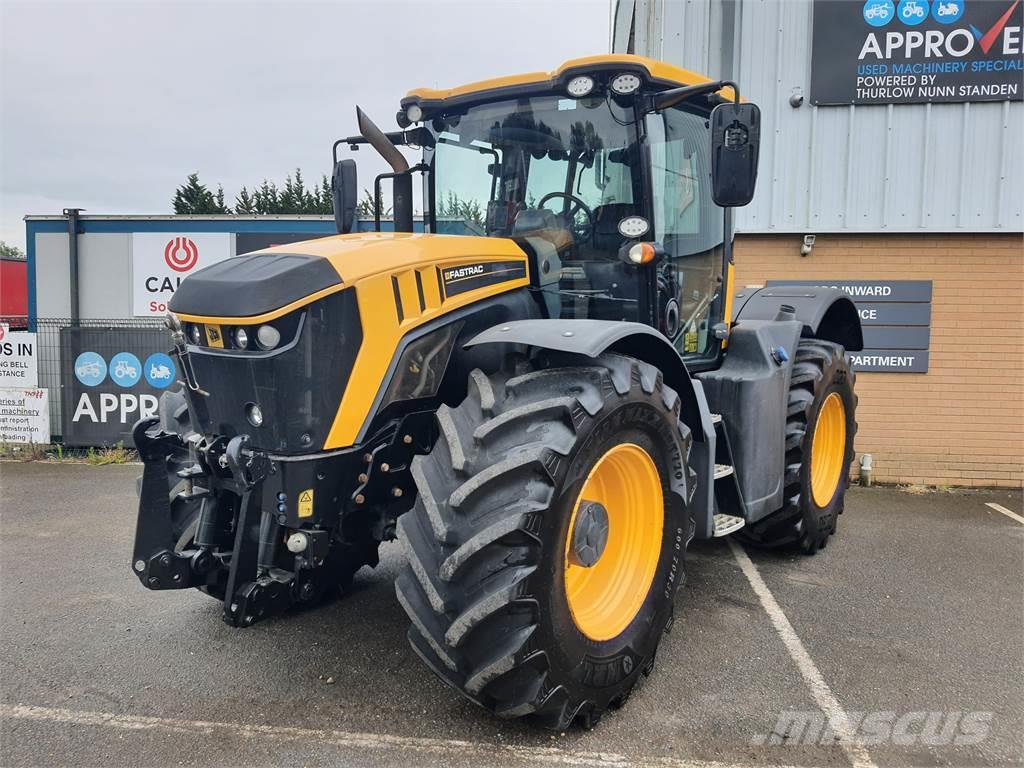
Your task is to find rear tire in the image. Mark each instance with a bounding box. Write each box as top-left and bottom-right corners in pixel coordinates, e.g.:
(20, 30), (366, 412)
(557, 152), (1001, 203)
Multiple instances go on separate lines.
(396, 354), (695, 729)
(740, 339), (857, 554)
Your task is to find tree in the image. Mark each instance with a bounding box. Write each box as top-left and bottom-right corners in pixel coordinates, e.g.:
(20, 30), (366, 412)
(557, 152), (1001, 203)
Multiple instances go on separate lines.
(0, 241), (25, 259)
(356, 188), (390, 218)
(316, 174), (333, 214)
(172, 173), (221, 214)
(438, 191), (484, 227)
(253, 180), (280, 214)
(173, 169), (340, 215)
(234, 186), (256, 214)
(213, 185), (230, 214)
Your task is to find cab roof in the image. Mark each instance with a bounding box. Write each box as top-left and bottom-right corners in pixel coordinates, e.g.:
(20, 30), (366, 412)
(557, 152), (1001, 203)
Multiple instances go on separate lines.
(401, 54), (735, 109)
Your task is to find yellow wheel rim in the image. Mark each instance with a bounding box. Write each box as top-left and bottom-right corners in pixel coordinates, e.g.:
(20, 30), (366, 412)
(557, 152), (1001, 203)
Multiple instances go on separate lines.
(810, 392), (847, 508)
(564, 443), (663, 642)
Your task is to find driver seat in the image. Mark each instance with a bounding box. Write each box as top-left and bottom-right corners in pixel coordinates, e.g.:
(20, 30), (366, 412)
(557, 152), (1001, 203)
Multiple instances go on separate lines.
(513, 208), (574, 253)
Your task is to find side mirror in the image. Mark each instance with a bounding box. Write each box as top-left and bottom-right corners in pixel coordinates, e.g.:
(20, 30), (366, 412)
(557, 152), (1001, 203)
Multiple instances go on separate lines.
(332, 159), (358, 233)
(710, 102), (760, 207)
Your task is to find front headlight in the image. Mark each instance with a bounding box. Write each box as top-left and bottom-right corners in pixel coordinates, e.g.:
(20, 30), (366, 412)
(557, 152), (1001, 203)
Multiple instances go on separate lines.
(256, 324), (281, 350)
(234, 327), (249, 349)
(245, 402), (263, 427)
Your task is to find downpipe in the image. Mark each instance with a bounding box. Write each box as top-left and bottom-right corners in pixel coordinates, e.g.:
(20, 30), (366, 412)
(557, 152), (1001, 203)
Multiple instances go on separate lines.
(859, 453), (873, 487)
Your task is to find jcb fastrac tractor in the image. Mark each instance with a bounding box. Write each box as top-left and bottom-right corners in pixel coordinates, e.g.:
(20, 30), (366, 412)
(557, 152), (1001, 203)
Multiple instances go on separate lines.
(133, 55), (861, 729)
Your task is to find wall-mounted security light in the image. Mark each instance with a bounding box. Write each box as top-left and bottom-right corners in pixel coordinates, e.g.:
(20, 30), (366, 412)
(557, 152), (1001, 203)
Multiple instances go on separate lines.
(800, 234), (816, 257)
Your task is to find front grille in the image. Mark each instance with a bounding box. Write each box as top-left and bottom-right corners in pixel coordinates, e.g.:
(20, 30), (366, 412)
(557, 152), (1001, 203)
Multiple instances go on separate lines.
(183, 289), (362, 454)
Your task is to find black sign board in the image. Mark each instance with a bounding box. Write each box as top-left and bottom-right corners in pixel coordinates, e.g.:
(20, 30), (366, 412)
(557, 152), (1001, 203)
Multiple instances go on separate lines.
(766, 280), (933, 372)
(848, 349), (931, 372)
(811, 0), (1024, 105)
(60, 326), (177, 446)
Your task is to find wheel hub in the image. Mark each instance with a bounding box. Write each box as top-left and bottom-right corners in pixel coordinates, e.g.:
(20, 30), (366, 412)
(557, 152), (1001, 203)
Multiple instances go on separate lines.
(563, 442), (664, 642)
(810, 391), (847, 508)
(569, 500), (609, 568)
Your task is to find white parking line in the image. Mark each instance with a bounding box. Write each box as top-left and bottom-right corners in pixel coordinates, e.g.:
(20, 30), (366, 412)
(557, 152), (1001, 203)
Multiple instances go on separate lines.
(727, 540), (877, 768)
(984, 502), (1024, 525)
(0, 703), (798, 768)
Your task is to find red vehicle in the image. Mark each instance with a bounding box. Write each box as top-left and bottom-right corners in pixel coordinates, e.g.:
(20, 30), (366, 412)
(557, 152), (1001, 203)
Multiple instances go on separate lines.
(0, 256), (28, 326)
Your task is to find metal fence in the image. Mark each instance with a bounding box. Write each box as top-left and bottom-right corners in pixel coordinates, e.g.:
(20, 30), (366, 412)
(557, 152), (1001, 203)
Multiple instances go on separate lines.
(25, 317), (167, 442)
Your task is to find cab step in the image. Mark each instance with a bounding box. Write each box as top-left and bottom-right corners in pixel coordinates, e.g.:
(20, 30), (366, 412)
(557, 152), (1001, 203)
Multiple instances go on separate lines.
(713, 513), (746, 537)
(714, 463), (734, 480)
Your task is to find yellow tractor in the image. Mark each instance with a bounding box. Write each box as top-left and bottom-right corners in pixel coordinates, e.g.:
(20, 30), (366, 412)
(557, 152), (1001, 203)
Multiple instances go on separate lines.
(132, 54), (861, 729)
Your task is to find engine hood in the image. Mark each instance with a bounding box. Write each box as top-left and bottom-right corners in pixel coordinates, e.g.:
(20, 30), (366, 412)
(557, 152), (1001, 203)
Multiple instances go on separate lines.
(170, 233), (527, 321)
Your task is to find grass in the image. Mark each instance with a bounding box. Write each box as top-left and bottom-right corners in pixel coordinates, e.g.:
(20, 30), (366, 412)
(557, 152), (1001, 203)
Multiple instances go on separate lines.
(83, 444), (136, 465)
(0, 442), (138, 464)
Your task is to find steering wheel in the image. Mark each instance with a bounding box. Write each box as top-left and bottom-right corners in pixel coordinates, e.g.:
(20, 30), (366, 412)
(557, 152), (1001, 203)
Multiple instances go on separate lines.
(537, 192), (594, 244)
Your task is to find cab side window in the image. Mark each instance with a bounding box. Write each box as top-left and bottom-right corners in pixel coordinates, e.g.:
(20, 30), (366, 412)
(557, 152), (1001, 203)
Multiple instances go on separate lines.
(647, 106), (725, 358)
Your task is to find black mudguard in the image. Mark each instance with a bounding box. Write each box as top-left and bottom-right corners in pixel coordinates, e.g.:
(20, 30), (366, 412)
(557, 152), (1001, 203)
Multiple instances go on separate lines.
(732, 285), (863, 351)
(465, 319), (706, 441)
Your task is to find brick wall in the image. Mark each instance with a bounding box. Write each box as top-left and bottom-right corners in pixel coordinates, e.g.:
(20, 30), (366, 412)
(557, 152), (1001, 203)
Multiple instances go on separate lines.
(733, 233), (1024, 489)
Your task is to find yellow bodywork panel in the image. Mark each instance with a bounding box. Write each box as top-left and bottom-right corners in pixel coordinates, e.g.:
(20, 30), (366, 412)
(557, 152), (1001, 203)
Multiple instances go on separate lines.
(320, 234), (530, 448)
(405, 53), (736, 105)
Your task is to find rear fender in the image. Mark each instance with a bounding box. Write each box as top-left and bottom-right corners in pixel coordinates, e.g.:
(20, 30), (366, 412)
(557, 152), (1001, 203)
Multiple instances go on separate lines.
(464, 319), (706, 442)
(732, 285), (863, 351)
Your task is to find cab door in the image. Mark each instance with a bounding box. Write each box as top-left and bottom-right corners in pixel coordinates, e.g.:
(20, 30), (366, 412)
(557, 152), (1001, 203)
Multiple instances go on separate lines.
(646, 105), (727, 365)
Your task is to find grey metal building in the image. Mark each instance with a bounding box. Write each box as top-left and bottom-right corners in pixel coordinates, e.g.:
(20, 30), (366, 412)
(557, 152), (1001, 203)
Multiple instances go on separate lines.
(614, 0), (1023, 488)
(614, 0), (1023, 233)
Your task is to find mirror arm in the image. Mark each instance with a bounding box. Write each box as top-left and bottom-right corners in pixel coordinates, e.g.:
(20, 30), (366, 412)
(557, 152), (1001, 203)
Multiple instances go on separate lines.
(648, 80), (740, 112)
(371, 164), (429, 232)
(333, 127), (432, 163)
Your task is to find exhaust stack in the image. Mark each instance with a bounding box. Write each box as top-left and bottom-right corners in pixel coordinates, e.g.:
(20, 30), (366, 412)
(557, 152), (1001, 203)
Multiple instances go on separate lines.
(356, 106), (414, 233)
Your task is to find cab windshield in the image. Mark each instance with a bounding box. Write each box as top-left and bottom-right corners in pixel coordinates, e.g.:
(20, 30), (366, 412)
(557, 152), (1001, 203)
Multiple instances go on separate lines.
(429, 95), (640, 245)
(426, 93), (724, 359)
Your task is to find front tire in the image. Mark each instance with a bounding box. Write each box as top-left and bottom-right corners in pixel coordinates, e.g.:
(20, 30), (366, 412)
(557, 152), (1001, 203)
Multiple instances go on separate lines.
(396, 354), (695, 729)
(741, 339), (857, 553)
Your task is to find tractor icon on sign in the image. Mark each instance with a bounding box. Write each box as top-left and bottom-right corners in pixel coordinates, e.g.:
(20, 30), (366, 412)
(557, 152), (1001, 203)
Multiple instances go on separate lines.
(114, 359), (138, 379)
(865, 3), (890, 19)
(900, 0), (927, 20)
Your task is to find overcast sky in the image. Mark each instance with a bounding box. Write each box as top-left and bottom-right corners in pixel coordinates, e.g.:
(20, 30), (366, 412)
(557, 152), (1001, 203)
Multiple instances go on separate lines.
(0, 0), (611, 249)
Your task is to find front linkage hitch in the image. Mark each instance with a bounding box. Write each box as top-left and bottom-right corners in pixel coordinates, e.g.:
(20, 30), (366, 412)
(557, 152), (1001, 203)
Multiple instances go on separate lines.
(132, 416), (199, 591)
(131, 418), (327, 628)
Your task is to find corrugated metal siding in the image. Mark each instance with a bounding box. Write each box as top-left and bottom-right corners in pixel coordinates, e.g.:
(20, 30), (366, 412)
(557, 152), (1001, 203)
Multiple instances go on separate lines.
(617, 0), (1023, 233)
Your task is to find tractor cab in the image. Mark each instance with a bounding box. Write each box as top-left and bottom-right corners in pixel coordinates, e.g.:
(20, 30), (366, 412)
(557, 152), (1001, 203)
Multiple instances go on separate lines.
(334, 55), (760, 369)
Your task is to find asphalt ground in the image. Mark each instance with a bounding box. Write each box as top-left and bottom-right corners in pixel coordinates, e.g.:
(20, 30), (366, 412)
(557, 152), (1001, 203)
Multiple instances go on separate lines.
(0, 462), (1021, 767)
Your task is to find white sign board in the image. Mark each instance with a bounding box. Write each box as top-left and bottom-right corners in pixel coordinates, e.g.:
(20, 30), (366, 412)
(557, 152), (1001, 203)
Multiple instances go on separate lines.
(0, 324), (39, 387)
(132, 233), (232, 317)
(0, 387), (50, 444)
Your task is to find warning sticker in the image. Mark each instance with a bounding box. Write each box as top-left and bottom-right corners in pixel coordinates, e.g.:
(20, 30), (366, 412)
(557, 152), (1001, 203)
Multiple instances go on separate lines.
(298, 489), (314, 518)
